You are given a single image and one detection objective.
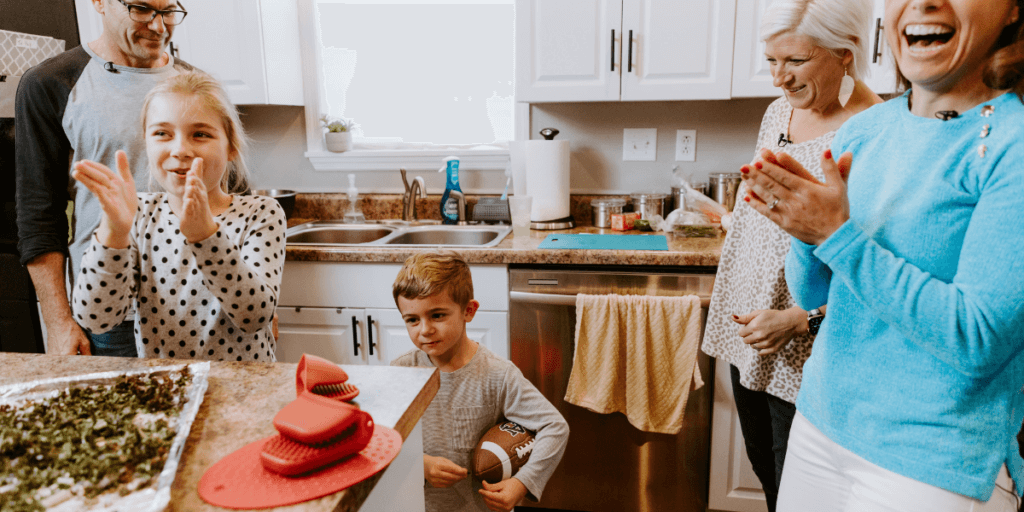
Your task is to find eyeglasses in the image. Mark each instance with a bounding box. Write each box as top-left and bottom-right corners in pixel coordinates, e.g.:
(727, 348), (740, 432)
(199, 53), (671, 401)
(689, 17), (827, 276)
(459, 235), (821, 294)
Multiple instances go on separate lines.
(116, 0), (188, 26)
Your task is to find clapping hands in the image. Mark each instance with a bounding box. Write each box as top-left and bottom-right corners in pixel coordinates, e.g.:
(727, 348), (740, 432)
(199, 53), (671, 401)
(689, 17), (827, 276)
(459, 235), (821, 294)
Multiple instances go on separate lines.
(179, 157), (219, 243)
(72, 150), (138, 249)
(741, 148), (853, 246)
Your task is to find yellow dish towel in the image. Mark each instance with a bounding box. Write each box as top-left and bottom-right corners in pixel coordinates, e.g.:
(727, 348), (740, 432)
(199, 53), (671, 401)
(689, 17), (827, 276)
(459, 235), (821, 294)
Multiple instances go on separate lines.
(564, 294), (703, 435)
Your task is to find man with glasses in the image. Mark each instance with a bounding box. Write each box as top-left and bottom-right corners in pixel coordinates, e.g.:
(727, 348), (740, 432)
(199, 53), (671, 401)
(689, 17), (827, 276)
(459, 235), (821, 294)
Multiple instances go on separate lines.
(15, 0), (196, 357)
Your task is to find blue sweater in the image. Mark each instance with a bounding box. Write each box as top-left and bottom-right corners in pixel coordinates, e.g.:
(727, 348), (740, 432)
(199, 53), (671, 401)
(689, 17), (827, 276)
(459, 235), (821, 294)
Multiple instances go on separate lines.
(786, 91), (1024, 501)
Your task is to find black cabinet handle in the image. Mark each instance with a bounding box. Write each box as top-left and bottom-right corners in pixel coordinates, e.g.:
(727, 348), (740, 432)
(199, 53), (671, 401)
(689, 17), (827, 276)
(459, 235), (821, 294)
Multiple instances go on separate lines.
(627, 30), (633, 73)
(367, 315), (375, 356)
(872, 18), (883, 64)
(351, 315), (361, 356)
(610, 29), (616, 72)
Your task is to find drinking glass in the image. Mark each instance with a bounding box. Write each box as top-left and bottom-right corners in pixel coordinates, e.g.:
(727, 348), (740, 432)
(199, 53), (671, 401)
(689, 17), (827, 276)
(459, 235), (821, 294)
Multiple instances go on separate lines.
(508, 195), (533, 238)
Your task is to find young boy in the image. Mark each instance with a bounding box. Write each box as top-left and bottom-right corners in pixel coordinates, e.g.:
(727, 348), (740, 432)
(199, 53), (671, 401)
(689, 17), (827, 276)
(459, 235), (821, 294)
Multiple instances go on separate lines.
(391, 252), (569, 512)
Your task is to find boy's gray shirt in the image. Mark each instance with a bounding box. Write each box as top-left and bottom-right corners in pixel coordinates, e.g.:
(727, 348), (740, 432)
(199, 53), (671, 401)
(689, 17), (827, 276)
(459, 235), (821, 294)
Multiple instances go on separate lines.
(15, 43), (193, 278)
(392, 344), (569, 512)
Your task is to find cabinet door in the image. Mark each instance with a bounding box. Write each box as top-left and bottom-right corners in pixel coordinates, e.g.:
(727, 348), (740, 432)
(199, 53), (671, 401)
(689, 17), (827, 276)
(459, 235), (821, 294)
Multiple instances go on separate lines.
(366, 308), (408, 366)
(515, 0), (623, 102)
(730, 0), (780, 98)
(708, 358), (768, 512)
(621, 0), (737, 100)
(467, 311), (509, 360)
(863, 0), (898, 96)
(276, 306), (368, 365)
(172, 0), (267, 104)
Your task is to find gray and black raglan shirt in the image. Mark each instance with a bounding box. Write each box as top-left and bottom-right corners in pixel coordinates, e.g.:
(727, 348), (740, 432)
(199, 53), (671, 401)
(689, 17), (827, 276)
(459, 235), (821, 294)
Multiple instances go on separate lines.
(14, 44), (192, 280)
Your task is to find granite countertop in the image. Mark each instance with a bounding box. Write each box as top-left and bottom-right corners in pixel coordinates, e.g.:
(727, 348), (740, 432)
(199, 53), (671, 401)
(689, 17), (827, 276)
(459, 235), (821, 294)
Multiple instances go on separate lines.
(286, 222), (724, 266)
(0, 353), (439, 512)
(283, 194), (725, 267)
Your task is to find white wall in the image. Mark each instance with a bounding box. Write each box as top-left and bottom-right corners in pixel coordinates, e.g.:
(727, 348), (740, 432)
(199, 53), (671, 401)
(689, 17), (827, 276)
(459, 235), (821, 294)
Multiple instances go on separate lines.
(241, 97), (776, 195)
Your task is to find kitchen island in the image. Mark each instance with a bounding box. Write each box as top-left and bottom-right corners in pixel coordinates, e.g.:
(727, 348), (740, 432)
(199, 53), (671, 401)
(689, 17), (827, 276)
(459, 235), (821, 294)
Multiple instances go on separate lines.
(0, 352), (439, 512)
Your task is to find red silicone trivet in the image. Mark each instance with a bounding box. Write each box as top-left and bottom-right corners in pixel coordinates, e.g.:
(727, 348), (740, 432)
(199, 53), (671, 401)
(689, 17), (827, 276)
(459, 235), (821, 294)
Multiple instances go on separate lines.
(198, 425), (403, 509)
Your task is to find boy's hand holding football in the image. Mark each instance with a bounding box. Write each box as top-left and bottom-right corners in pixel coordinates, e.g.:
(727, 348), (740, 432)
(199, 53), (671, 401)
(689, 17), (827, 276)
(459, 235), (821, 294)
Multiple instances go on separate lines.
(479, 477), (527, 512)
(423, 454), (468, 488)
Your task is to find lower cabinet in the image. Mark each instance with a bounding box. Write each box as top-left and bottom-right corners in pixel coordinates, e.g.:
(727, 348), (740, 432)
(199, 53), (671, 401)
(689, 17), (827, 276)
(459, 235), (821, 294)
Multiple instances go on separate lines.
(709, 357), (769, 512)
(276, 306), (510, 365)
(276, 261), (510, 364)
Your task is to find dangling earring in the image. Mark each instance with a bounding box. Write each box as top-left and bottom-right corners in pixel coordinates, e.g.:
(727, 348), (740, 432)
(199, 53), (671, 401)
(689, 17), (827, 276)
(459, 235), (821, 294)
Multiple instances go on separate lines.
(838, 67), (855, 108)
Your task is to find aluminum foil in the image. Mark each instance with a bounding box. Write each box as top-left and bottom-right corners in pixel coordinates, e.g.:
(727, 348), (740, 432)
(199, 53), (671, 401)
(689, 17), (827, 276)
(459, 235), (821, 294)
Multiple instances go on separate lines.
(0, 362), (211, 512)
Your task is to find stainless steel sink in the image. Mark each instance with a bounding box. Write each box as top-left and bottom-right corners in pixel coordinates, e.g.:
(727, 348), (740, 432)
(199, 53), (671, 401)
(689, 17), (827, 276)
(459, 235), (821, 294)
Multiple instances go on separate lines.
(384, 226), (504, 247)
(285, 221), (510, 248)
(286, 222), (396, 245)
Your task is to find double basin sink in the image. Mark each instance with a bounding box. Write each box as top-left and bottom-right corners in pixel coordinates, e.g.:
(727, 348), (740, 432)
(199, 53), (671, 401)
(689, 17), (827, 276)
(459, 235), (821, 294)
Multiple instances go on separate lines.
(286, 220), (512, 248)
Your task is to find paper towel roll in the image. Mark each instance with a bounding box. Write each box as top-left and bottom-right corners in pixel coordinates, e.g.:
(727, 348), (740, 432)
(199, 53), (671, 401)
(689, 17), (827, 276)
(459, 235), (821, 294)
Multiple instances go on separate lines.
(525, 140), (570, 221)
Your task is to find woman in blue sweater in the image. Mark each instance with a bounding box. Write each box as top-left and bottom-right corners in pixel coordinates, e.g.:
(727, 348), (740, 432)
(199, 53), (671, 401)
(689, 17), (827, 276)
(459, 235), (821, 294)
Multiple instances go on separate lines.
(739, 0), (1024, 510)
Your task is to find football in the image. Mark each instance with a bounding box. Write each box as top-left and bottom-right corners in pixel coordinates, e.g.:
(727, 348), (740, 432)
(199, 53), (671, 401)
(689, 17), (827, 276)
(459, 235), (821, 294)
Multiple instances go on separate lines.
(471, 420), (536, 484)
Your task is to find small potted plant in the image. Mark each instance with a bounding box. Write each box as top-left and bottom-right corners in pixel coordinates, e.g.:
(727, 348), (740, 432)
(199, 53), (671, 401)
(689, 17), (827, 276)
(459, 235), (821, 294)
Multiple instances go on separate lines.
(320, 115), (355, 152)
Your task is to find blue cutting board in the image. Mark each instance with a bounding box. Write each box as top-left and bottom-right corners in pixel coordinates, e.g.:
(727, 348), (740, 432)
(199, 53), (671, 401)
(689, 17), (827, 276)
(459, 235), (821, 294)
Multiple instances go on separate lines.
(538, 233), (668, 251)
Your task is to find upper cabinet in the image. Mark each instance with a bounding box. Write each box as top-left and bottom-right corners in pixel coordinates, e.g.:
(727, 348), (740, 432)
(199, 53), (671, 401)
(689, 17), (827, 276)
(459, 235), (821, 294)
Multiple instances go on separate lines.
(515, 0), (737, 102)
(862, 0), (899, 96)
(74, 0), (303, 105)
(731, 0), (897, 98)
(517, 0), (897, 102)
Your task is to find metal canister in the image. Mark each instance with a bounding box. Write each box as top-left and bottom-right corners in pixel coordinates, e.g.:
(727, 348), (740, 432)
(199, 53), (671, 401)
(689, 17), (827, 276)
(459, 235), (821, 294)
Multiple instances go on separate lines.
(708, 173), (742, 211)
(590, 197), (626, 228)
(629, 192), (668, 220)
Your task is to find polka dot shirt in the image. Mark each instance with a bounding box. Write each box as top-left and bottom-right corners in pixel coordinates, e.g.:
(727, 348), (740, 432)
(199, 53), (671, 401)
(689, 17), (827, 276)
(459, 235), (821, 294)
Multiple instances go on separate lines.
(73, 193), (286, 362)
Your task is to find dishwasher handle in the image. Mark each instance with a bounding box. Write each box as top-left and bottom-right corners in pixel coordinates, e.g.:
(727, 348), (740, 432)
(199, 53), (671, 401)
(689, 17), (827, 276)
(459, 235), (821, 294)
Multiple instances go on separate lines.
(510, 290), (710, 308)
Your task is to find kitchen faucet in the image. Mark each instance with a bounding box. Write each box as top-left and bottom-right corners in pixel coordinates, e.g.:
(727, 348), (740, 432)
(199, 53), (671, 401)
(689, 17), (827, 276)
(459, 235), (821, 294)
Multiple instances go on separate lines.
(447, 190), (468, 225)
(400, 168), (427, 221)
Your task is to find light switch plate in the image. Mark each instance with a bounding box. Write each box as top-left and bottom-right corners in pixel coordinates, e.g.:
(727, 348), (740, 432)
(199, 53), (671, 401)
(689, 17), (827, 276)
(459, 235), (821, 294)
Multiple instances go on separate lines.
(676, 129), (696, 162)
(623, 128), (657, 161)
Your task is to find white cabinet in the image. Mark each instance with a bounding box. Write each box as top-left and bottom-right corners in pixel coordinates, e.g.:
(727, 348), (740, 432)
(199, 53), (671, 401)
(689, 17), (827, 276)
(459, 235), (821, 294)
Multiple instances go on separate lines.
(515, 0), (737, 102)
(277, 262), (510, 364)
(731, 0), (898, 98)
(708, 358), (768, 512)
(862, 0), (899, 96)
(75, 0), (303, 106)
(730, 0), (776, 98)
(276, 306), (395, 365)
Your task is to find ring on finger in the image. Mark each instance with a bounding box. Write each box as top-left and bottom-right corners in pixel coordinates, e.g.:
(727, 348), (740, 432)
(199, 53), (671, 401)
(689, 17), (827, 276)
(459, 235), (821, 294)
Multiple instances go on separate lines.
(767, 198), (780, 210)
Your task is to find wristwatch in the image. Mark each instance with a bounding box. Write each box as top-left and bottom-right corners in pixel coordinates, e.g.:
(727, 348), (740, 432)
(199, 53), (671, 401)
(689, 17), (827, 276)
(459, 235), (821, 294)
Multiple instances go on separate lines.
(807, 308), (825, 336)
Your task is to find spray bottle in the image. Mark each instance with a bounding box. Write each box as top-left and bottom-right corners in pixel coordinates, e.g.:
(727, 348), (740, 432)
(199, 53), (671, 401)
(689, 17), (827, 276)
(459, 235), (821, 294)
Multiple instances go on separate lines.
(438, 156), (462, 225)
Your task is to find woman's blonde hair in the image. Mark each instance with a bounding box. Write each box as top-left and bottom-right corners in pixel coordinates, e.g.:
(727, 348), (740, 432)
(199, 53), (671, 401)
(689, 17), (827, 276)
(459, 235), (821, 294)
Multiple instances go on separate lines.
(140, 71), (251, 193)
(760, 0), (873, 81)
(393, 251), (474, 308)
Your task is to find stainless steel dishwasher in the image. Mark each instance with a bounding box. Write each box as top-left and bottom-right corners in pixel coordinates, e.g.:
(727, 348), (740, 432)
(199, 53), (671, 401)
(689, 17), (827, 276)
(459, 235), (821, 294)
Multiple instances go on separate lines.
(509, 266), (715, 512)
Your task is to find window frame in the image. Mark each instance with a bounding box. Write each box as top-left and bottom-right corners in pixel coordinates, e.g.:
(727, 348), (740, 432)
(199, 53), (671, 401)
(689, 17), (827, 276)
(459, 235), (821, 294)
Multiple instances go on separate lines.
(296, 0), (527, 172)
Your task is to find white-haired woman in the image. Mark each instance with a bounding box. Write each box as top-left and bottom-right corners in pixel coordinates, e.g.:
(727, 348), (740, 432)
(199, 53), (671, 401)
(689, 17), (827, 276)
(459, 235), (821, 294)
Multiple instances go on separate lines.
(742, 0), (1024, 509)
(701, 1), (882, 510)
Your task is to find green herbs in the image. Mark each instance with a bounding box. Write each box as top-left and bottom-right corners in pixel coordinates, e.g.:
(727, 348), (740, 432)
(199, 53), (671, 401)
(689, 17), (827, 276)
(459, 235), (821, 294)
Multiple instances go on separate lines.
(0, 370), (192, 511)
(674, 225), (719, 238)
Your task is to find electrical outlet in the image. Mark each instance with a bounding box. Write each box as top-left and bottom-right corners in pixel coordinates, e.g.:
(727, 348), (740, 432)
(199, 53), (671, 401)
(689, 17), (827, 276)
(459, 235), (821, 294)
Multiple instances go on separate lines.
(623, 128), (657, 161)
(676, 130), (696, 162)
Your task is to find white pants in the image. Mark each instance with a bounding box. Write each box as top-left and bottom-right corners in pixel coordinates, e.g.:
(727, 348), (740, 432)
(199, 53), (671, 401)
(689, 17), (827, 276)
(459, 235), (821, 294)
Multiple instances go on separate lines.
(778, 412), (1020, 512)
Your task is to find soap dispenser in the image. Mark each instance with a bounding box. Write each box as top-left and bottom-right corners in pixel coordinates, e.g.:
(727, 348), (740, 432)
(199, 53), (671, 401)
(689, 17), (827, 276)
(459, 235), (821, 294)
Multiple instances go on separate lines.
(343, 173), (366, 224)
(438, 156), (462, 225)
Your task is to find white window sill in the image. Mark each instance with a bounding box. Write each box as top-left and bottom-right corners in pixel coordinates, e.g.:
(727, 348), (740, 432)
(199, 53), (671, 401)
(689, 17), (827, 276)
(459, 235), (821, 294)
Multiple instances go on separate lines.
(305, 148), (510, 172)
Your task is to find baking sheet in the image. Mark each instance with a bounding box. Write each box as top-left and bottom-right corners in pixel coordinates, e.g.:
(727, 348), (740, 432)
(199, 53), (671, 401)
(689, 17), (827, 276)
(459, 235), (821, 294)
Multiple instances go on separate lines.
(0, 362), (211, 512)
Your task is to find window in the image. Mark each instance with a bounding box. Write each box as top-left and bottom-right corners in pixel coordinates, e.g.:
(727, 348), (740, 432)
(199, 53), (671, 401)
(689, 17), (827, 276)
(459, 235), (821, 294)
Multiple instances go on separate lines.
(301, 0), (521, 171)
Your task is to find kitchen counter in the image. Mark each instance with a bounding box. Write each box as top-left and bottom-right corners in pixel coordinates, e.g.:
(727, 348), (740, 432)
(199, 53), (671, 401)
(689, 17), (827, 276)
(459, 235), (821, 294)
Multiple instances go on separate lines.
(282, 193), (725, 267)
(0, 352), (439, 512)
(285, 221), (724, 267)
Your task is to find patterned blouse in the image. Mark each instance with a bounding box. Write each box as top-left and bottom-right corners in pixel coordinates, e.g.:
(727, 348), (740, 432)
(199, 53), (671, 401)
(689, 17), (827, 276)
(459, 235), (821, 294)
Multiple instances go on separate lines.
(701, 96), (833, 403)
(72, 193), (286, 362)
